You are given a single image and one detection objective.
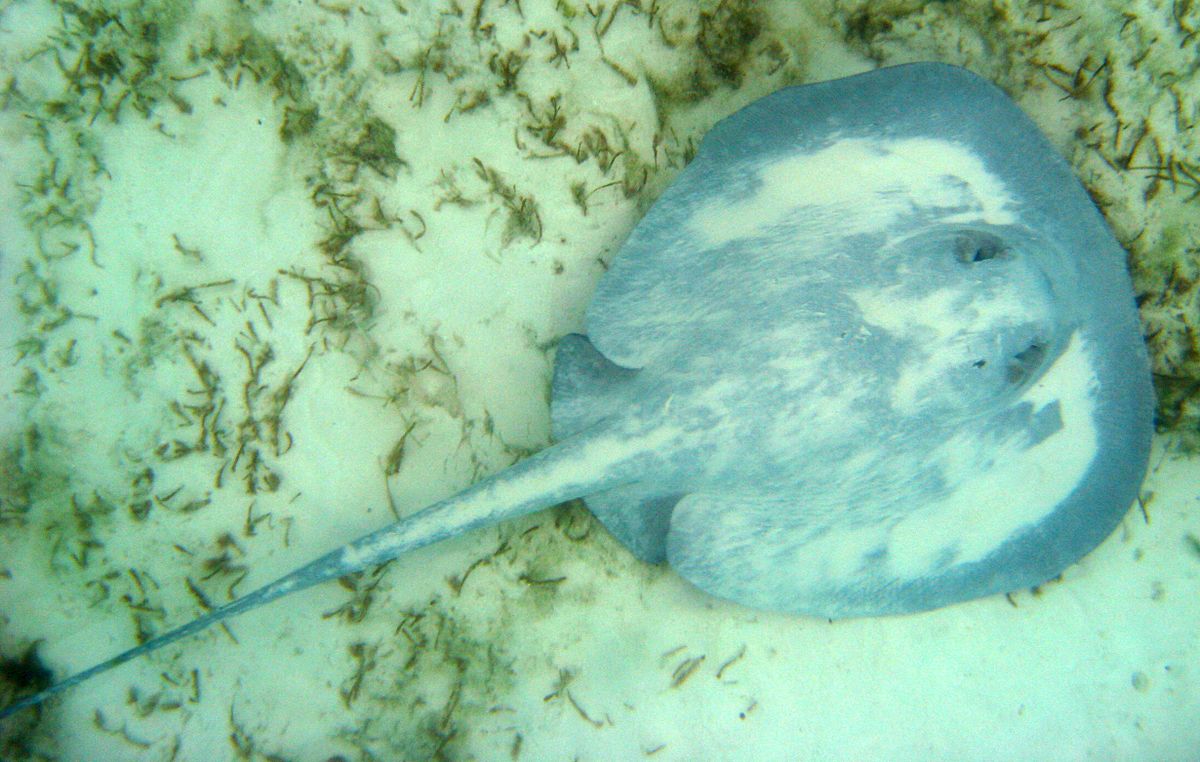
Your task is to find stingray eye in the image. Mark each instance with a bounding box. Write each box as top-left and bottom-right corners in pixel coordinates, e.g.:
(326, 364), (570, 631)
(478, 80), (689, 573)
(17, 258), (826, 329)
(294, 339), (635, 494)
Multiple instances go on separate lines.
(1006, 340), (1047, 386)
(953, 230), (1008, 263)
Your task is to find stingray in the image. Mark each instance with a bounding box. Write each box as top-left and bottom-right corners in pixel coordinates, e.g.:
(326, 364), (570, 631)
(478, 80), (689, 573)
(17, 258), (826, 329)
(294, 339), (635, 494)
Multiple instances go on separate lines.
(0, 62), (1153, 720)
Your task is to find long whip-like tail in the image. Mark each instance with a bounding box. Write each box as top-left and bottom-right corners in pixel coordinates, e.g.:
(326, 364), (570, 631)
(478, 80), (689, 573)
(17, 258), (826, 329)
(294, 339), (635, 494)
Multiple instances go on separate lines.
(1, 427), (650, 720)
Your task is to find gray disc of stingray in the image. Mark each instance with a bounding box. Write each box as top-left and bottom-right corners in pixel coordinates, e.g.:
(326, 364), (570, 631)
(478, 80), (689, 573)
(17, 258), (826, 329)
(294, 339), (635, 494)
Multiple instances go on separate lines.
(0, 62), (1153, 720)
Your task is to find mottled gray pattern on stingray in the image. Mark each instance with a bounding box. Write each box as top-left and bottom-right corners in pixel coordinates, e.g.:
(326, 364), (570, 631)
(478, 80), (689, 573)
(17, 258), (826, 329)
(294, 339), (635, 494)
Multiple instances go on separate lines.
(1, 62), (1154, 720)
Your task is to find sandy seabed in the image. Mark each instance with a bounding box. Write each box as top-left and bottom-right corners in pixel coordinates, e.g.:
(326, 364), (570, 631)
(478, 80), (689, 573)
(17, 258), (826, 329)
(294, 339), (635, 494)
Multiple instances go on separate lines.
(1, 1), (1198, 759)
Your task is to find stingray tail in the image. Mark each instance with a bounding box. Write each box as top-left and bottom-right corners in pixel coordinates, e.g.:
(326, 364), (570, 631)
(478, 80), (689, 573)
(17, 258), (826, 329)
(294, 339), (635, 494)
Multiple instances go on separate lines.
(0, 427), (651, 721)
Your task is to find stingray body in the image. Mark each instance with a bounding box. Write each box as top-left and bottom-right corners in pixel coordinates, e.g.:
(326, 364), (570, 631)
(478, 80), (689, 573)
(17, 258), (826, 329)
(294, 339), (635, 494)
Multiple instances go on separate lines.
(1, 62), (1152, 719)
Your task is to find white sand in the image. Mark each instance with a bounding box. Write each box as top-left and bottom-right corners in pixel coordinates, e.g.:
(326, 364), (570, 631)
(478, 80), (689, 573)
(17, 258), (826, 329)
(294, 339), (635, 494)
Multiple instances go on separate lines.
(0, 0), (1197, 759)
